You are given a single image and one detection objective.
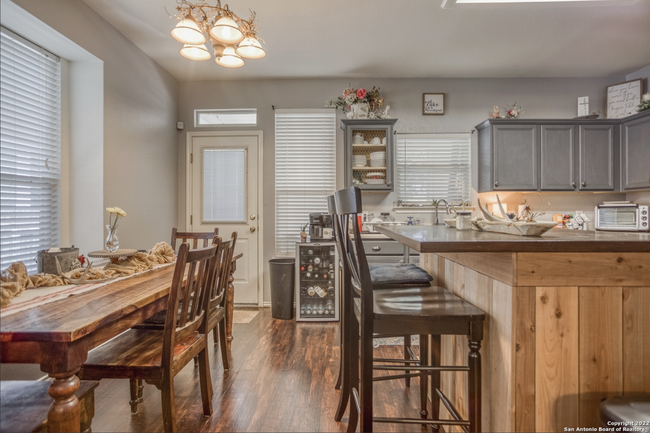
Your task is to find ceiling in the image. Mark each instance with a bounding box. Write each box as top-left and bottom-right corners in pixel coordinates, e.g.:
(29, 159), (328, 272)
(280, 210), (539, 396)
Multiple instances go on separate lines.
(82, 0), (650, 82)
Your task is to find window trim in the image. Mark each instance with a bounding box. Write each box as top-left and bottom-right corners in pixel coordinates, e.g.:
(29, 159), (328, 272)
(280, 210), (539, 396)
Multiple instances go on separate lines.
(194, 108), (258, 128)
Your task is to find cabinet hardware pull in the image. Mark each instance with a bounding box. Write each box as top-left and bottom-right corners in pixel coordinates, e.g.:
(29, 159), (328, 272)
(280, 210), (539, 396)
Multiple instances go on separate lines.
(372, 246), (381, 251)
(581, 181), (586, 187)
(572, 182), (576, 187)
(495, 181), (499, 187)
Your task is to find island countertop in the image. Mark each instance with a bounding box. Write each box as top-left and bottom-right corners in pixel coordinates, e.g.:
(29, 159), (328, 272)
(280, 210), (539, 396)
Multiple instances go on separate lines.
(375, 224), (650, 253)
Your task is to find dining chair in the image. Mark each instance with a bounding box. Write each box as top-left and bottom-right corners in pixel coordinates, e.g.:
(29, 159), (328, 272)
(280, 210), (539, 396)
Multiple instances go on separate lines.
(171, 227), (219, 251)
(327, 195), (433, 422)
(204, 231), (237, 371)
(334, 186), (486, 433)
(79, 242), (223, 432)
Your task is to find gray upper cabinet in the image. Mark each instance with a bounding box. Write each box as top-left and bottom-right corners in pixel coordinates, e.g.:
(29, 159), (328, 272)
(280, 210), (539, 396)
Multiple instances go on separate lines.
(341, 118), (397, 192)
(578, 124), (617, 191)
(492, 124), (538, 191)
(621, 111), (650, 191)
(540, 125), (576, 191)
(477, 117), (624, 193)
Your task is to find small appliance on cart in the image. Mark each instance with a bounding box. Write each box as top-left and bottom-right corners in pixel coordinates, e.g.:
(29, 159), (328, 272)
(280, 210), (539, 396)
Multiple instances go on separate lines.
(295, 241), (339, 322)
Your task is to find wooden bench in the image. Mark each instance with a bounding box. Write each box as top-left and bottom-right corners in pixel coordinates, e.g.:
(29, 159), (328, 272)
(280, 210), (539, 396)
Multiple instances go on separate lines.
(0, 380), (99, 433)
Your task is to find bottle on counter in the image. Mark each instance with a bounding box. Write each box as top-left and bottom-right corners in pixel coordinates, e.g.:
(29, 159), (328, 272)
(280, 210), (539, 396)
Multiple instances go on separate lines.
(456, 211), (472, 231)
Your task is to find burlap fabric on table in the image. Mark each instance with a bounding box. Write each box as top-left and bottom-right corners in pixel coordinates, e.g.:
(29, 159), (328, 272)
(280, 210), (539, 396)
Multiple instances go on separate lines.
(0, 242), (176, 307)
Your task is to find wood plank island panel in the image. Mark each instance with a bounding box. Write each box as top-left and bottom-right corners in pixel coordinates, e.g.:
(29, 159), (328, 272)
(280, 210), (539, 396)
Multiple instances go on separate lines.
(422, 253), (650, 433)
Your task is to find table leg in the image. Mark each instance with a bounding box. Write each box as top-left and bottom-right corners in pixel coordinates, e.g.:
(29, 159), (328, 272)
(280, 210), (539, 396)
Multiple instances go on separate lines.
(226, 260), (236, 351)
(47, 369), (81, 432)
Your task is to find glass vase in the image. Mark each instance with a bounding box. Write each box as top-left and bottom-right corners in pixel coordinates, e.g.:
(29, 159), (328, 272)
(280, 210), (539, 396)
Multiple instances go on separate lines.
(105, 225), (120, 252)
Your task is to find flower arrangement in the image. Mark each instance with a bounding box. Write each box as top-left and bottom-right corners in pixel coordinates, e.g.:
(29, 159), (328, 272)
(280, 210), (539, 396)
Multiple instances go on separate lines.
(326, 85), (390, 119)
(637, 93), (650, 113)
(504, 102), (525, 118)
(106, 207), (127, 232)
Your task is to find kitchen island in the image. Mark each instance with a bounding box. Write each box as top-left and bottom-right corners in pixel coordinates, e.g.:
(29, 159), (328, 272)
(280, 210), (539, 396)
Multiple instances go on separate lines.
(375, 225), (650, 433)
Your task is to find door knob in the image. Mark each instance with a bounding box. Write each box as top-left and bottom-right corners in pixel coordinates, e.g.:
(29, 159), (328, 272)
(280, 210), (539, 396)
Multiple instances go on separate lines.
(249, 226), (256, 233)
(250, 215), (256, 220)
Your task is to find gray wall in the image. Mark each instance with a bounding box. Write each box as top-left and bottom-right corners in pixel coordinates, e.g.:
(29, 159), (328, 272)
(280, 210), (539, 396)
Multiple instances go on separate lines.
(2, 0), (179, 380)
(626, 64), (650, 205)
(178, 76), (642, 303)
(13, 0), (180, 250)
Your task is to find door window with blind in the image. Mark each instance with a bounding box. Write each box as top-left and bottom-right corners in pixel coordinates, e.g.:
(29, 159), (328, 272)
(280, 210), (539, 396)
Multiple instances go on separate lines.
(0, 27), (62, 273)
(395, 133), (471, 203)
(275, 109), (336, 256)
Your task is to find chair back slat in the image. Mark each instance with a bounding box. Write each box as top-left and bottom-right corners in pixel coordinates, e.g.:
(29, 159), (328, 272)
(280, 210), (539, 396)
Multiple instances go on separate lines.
(208, 232), (238, 311)
(162, 242), (220, 367)
(171, 227), (219, 252)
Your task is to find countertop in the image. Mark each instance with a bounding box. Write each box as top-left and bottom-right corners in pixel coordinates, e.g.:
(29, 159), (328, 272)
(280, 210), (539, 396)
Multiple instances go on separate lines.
(375, 225), (650, 253)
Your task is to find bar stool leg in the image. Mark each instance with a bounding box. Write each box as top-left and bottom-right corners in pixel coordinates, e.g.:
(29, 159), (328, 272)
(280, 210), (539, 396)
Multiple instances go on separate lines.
(347, 313), (360, 433)
(468, 321), (483, 433)
(430, 335), (442, 432)
(360, 320), (374, 433)
(404, 335), (411, 388)
(419, 334), (429, 422)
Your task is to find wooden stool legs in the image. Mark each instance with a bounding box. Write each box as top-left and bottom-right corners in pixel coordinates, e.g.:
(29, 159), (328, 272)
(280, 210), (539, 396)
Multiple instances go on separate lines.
(129, 379), (144, 414)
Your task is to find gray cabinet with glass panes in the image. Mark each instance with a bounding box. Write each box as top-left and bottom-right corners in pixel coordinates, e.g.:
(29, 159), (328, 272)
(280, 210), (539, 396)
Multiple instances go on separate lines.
(341, 118), (397, 192)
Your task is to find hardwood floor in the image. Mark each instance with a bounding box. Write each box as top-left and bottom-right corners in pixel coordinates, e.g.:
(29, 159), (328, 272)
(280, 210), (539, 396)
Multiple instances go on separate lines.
(91, 307), (428, 432)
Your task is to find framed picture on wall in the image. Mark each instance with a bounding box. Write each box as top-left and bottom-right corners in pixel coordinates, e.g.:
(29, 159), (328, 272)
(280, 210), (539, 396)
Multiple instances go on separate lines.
(423, 93), (445, 115)
(606, 79), (642, 119)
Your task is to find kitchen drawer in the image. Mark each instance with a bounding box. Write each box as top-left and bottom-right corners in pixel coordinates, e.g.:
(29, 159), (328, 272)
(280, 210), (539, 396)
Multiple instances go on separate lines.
(362, 239), (418, 256)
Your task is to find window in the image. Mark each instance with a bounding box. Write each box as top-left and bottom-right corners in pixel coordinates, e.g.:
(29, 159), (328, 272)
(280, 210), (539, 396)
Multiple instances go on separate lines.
(395, 133), (471, 203)
(275, 109), (336, 256)
(0, 27), (61, 273)
(195, 109), (257, 127)
(202, 148), (246, 222)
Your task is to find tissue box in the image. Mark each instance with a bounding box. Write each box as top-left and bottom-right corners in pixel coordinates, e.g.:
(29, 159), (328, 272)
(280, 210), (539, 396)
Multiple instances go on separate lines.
(37, 247), (80, 275)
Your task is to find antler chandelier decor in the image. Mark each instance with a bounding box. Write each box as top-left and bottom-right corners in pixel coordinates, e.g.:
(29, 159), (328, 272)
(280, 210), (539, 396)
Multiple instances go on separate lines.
(170, 0), (266, 68)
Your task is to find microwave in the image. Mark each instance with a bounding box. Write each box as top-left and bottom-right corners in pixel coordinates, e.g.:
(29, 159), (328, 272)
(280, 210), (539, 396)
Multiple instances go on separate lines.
(595, 203), (649, 232)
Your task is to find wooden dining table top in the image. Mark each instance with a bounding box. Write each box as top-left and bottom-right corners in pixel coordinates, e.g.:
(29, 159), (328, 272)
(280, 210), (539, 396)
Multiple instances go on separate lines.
(0, 264), (176, 344)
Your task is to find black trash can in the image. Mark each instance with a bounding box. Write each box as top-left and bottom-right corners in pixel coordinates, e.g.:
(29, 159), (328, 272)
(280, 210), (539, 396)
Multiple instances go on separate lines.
(269, 258), (295, 320)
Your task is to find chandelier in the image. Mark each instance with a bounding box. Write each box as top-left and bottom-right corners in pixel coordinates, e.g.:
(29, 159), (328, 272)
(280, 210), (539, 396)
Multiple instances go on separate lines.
(170, 0), (266, 68)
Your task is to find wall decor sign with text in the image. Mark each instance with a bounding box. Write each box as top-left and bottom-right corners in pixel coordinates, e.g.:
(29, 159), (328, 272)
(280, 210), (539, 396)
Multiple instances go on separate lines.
(423, 93), (445, 115)
(606, 79), (642, 119)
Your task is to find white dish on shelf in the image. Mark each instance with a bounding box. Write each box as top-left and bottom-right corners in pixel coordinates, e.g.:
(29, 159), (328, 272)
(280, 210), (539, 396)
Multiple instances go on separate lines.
(365, 179), (386, 185)
(366, 172), (385, 178)
(370, 159), (385, 167)
(370, 151), (386, 159)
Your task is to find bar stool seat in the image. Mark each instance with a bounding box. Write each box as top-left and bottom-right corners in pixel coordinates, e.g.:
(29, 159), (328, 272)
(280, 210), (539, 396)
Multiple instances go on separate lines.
(369, 263), (433, 289)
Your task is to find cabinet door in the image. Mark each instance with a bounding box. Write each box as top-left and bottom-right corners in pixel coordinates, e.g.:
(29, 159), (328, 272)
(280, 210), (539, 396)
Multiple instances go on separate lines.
(621, 113), (650, 190)
(492, 124), (538, 191)
(540, 125), (576, 191)
(578, 125), (616, 191)
(343, 119), (396, 192)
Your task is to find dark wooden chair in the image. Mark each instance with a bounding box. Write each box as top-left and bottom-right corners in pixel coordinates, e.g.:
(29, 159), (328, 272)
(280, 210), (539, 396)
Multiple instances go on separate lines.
(79, 242), (223, 432)
(328, 195), (427, 422)
(0, 380), (99, 433)
(171, 227), (219, 251)
(205, 231), (237, 371)
(334, 186), (486, 433)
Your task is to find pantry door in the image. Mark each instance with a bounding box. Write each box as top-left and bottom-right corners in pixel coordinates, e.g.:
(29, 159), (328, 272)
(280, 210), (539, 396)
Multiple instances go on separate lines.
(188, 131), (263, 305)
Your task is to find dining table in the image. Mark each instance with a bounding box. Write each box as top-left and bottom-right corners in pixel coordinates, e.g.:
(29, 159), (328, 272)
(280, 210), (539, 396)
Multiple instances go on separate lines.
(0, 252), (244, 433)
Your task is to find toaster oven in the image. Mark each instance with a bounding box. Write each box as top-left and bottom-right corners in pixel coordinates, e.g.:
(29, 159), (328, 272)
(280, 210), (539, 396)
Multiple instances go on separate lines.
(594, 203), (649, 232)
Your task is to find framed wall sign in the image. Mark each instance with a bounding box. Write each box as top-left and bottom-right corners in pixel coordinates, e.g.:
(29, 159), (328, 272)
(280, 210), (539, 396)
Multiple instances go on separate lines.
(606, 79), (642, 119)
(423, 93), (445, 115)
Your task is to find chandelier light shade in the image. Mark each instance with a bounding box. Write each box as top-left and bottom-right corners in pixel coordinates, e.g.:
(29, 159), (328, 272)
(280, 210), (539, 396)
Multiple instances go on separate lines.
(171, 17), (206, 45)
(169, 0), (265, 69)
(216, 46), (245, 68)
(236, 37), (266, 59)
(210, 17), (244, 44)
(180, 43), (211, 61)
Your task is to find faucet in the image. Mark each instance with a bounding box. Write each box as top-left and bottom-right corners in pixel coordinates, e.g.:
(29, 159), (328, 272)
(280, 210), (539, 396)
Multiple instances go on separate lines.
(434, 199), (451, 225)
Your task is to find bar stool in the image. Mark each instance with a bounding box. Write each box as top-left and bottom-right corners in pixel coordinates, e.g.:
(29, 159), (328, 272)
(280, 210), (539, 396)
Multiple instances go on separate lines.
(335, 186), (486, 433)
(328, 196), (434, 422)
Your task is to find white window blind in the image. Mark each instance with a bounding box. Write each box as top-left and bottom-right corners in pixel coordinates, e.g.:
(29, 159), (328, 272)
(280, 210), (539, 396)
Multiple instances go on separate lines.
(202, 148), (246, 222)
(275, 109), (336, 256)
(395, 133), (471, 203)
(1, 27), (61, 273)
